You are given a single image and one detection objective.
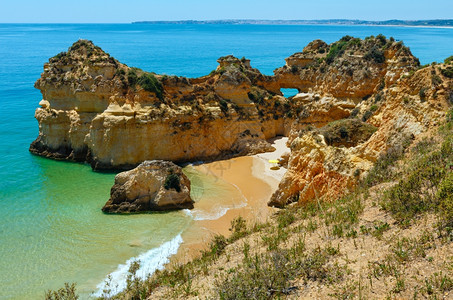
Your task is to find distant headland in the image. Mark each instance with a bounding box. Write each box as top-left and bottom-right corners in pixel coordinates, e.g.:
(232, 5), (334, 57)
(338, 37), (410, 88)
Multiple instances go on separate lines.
(133, 19), (453, 27)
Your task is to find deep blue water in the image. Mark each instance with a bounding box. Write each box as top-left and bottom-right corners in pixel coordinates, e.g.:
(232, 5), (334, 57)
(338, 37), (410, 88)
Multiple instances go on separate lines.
(0, 23), (452, 299)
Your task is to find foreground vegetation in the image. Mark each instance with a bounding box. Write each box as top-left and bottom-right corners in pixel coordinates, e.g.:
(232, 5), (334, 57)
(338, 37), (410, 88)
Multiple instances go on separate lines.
(47, 111), (453, 299)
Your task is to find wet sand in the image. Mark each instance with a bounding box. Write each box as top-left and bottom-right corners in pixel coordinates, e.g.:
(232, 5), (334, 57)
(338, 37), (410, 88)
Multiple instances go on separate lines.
(253, 136), (289, 189)
(173, 136), (290, 263)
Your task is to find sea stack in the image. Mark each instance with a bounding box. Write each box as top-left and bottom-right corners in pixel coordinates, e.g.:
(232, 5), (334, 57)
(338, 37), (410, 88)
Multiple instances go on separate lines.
(102, 160), (193, 213)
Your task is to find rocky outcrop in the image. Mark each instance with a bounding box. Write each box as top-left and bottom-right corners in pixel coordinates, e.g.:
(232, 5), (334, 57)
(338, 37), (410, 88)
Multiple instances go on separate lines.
(30, 41), (292, 170)
(31, 36), (449, 209)
(274, 35), (420, 99)
(31, 37), (418, 170)
(269, 62), (452, 207)
(102, 160), (193, 213)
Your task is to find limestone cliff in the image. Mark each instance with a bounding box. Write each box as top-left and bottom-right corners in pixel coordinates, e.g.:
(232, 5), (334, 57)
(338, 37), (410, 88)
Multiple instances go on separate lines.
(269, 60), (452, 207)
(30, 41), (291, 170)
(31, 37), (420, 172)
(275, 35), (420, 99)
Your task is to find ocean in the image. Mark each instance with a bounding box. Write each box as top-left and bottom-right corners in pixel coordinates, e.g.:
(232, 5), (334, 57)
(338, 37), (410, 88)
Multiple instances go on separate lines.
(0, 23), (452, 299)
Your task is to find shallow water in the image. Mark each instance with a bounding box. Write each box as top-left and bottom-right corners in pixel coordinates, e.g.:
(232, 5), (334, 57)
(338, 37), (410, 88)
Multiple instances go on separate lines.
(0, 23), (452, 299)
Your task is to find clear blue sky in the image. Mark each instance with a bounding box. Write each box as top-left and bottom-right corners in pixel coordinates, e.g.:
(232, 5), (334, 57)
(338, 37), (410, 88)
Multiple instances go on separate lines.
(2, 0), (453, 23)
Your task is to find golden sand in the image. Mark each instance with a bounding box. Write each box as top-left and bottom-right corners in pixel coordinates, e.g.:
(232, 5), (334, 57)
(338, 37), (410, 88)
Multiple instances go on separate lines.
(173, 137), (289, 263)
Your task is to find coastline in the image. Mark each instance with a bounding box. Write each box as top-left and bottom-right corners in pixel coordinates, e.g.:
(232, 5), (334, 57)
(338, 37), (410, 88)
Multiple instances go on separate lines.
(6, 22), (453, 298)
(172, 136), (289, 263)
(94, 136), (291, 297)
(132, 20), (453, 29)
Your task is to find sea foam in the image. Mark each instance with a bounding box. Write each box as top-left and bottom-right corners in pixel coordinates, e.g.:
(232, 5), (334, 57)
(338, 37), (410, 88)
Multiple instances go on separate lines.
(93, 233), (183, 297)
(183, 201), (247, 221)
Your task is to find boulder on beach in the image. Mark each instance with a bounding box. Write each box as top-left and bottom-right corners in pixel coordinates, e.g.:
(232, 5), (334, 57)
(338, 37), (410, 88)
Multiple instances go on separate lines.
(102, 160), (193, 213)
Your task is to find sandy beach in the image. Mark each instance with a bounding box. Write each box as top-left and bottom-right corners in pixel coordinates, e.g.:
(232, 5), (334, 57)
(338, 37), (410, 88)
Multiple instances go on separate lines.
(173, 136), (289, 262)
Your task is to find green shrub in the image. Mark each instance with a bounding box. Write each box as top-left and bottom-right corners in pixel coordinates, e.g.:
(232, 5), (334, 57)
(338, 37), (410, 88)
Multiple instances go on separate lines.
(362, 110), (373, 122)
(276, 209), (295, 228)
(209, 234), (228, 256)
(115, 68), (126, 76)
(216, 243), (340, 300)
(350, 108), (359, 118)
(376, 34), (387, 45)
(138, 73), (163, 99)
(419, 87), (427, 101)
(382, 161), (445, 223)
(164, 172), (181, 192)
(127, 69), (138, 86)
(381, 129), (453, 226)
(53, 52), (67, 60)
(217, 249), (296, 299)
(363, 135), (412, 187)
(326, 40), (348, 64)
(437, 172), (453, 234)
(45, 283), (78, 300)
(247, 90), (264, 105)
(371, 222), (390, 239)
(229, 216), (248, 241)
(444, 56), (453, 65)
(441, 66), (453, 78)
(364, 46), (385, 64)
(375, 93), (383, 102)
(432, 74), (442, 86)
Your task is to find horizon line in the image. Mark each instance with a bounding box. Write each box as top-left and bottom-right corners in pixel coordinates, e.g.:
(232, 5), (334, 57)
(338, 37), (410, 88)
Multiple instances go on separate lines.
(1, 18), (453, 25)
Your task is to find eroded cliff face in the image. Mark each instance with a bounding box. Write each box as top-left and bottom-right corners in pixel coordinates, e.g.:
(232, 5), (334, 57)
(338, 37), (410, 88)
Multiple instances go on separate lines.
(30, 41), (293, 169)
(274, 36), (420, 99)
(269, 61), (452, 207)
(31, 37), (450, 207)
(29, 39), (365, 170)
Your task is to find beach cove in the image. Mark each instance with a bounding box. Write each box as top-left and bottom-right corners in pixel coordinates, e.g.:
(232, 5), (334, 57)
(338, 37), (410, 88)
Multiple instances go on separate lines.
(79, 137), (290, 298)
(1, 23), (453, 299)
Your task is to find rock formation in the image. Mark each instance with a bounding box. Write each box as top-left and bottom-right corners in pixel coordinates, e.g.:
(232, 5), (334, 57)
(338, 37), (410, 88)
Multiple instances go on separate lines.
(274, 36), (420, 99)
(31, 37), (415, 170)
(102, 160), (193, 213)
(30, 36), (451, 208)
(270, 57), (452, 207)
(30, 41), (294, 170)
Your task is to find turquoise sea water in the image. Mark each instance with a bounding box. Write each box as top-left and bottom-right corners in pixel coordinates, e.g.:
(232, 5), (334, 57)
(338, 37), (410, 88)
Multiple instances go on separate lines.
(0, 24), (452, 299)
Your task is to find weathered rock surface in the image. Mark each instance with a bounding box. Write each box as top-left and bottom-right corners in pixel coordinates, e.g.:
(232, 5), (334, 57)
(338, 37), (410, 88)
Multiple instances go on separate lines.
(269, 62), (452, 207)
(274, 35), (420, 99)
(30, 41), (292, 170)
(30, 36), (450, 209)
(102, 160), (193, 213)
(31, 37), (416, 170)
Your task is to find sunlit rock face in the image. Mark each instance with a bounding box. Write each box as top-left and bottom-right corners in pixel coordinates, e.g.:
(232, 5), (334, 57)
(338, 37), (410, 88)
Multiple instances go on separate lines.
(102, 160), (193, 213)
(30, 37), (451, 208)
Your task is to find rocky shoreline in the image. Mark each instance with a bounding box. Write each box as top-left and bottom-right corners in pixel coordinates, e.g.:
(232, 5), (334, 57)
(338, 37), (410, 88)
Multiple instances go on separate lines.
(31, 36), (453, 208)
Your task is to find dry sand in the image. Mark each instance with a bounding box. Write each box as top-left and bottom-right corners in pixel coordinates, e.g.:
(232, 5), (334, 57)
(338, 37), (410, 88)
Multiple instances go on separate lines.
(173, 136), (290, 262)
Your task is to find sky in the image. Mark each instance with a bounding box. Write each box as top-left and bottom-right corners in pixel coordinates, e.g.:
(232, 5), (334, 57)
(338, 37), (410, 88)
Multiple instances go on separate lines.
(1, 0), (453, 23)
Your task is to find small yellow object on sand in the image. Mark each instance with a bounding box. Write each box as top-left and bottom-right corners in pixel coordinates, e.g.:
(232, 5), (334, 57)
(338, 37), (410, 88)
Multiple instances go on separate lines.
(268, 159), (279, 163)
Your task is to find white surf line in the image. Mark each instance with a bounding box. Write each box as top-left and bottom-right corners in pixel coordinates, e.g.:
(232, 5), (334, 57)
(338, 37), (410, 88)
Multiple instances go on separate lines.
(92, 233), (183, 297)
